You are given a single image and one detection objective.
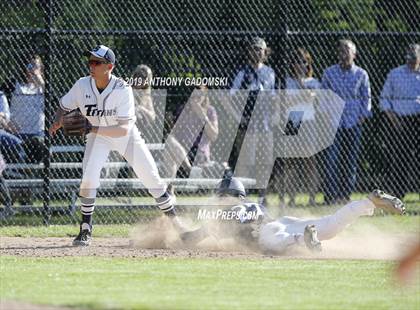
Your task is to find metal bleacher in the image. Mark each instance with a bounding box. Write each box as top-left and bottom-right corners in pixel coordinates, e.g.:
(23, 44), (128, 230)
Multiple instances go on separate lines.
(2, 143), (256, 221)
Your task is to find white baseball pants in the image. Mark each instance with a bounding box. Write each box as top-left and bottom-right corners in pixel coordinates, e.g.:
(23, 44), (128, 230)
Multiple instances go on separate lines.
(258, 199), (375, 253)
(79, 127), (167, 199)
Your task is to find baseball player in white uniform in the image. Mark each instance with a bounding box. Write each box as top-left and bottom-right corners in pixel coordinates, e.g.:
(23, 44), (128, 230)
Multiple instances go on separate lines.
(49, 45), (183, 246)
(181, 178), (405, 254)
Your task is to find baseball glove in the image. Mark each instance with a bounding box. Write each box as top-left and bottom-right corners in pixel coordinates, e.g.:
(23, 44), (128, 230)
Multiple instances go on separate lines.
(62, 109), (90, 136)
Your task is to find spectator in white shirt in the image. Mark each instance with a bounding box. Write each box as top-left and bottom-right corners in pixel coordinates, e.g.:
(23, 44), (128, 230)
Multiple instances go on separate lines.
(282, 48), (321, 207)
(9, 55), (46, 163)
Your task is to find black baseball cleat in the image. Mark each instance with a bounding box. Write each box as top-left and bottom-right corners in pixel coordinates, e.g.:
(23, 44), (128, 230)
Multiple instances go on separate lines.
(73, 223), (92, 246)
(368, 189), (405, 215)
(304, 224), (322, 252)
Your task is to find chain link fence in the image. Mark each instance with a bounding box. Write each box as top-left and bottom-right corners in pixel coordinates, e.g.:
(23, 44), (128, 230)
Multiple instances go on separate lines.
(0, 0), (419, 225)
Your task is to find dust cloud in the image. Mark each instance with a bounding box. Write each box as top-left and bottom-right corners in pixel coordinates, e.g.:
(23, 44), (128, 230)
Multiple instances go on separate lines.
(130, 211), (418, 260)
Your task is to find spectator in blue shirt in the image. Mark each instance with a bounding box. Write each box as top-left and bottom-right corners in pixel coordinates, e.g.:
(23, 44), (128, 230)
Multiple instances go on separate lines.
(380, 43), (420, 198)
(321, 39), (371, 205)
(227, 37), (276, 205)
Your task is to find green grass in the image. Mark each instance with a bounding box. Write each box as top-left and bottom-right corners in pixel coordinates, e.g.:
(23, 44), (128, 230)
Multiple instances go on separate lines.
(1, 257), (419, 310)
(3, 192), (417, 227)
(0, 214), (419, 238)
(1, 215), (419, 238)
(1, 216), (419, 309)
(11, 192), (420, 209)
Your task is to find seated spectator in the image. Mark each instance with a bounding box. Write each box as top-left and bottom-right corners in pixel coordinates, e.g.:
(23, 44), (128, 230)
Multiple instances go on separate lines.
(282, 48), (321, 207)
(114, 64), (157, 178)
(380, 43), (420, 198)
(132, 64), (156, 143)
(0, 151), (12, 210)
(9, 55), (46, 163)
(162, 85), (219, 178)
(0, 90), (25, 163)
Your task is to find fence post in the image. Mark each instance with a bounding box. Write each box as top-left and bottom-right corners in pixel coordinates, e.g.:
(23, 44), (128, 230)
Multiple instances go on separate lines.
(42, 0), (54, 225)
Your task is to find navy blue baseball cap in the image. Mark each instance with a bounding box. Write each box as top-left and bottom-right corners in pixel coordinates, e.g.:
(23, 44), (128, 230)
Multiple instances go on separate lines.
(85, 45), (116, 64)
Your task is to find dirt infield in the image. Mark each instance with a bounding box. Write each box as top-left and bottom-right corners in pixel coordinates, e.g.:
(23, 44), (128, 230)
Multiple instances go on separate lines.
(1, 233), (416, 260)
(1, 216), (418, 260)
(0, 236), (269, 259)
